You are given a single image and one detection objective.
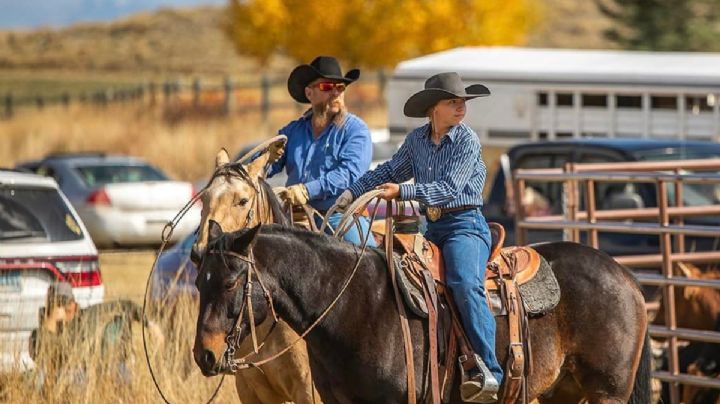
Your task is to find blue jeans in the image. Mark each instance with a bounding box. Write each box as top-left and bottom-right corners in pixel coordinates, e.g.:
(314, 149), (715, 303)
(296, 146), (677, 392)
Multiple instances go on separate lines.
(425, 208), (503, 382)
(314, 212), (377, 247)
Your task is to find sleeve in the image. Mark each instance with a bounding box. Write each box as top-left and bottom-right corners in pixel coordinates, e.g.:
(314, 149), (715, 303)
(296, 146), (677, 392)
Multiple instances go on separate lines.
(402, 133), (483, 206)
(348, 133), (414, 198)
(303, 120), (374, 200)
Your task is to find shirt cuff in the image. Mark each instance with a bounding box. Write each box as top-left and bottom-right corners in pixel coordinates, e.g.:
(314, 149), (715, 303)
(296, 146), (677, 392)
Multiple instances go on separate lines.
(399, 183), (416, 200)
(304, 180), (323, 200)
(348, 183), (365, 199)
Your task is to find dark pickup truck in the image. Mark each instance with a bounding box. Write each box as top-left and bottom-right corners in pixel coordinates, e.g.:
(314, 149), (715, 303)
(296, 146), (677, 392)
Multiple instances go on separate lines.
(482, 139), (720, 256)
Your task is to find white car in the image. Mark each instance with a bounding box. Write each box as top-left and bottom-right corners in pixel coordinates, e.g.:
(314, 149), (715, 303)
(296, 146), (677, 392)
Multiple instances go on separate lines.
(0, 169), (104, 372)
(17, 153), (200, 248)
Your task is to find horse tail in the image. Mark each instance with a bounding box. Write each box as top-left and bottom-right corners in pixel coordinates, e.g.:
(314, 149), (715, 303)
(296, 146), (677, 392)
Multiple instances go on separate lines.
(628, 330), (652, 404)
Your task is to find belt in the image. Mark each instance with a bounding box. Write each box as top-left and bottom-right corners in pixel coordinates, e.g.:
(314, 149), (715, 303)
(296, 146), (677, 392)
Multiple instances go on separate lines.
(425, 205), (479, 222)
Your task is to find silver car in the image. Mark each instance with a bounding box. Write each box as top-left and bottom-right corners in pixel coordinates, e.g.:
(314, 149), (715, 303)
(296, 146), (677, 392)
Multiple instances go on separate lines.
(17, 153), (200, 248)
(0, 169), (104, 371)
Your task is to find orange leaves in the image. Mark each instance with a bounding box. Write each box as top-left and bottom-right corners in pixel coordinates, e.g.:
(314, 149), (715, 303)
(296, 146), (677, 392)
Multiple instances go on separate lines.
(224, 0), (537, 68)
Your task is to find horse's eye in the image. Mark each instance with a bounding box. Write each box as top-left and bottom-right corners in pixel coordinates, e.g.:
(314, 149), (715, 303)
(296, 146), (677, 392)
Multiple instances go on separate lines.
(238, 198), (249, 207)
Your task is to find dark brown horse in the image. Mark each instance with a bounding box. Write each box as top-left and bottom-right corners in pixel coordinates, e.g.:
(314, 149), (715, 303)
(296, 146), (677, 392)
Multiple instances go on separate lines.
(193, 223), (652, 403)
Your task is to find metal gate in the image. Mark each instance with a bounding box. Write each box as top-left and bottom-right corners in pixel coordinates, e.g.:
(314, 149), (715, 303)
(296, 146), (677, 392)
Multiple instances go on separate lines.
(512, 158), (720, 404)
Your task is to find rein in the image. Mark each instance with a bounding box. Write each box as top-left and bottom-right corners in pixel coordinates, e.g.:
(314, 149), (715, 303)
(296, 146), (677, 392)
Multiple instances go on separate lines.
(206, 194), (381, 373)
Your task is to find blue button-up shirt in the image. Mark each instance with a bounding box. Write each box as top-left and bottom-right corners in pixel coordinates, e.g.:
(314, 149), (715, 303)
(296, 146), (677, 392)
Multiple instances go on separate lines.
(348, 122), (486, 209)
(269, 112), (373, 211)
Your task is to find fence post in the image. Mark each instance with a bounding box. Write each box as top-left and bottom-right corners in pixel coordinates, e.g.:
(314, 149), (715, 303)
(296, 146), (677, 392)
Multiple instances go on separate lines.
(261, 75), (270, 122)
(163, 81), (172, 104)
(4, 93), (12, 118)
(192, 78), (201, 109)
(223, 77), (234, 115)
(378, 69), (387, 102)
(148, 82), (157, 105)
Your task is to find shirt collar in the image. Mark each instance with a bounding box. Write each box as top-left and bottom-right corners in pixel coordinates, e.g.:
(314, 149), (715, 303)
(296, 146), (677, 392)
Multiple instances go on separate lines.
(423, 122), (463, 143)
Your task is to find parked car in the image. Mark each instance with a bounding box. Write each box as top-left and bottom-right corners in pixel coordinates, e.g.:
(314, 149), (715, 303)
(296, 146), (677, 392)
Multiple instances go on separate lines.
(150, 232), (197, 302)
(16, 153), (200, 248)
(483, 139), (720, 255)
(0, 169), (104, 371)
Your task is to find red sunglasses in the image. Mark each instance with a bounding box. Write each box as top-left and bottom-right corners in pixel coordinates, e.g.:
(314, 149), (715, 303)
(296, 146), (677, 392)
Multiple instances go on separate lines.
(312, 82), (347, 92)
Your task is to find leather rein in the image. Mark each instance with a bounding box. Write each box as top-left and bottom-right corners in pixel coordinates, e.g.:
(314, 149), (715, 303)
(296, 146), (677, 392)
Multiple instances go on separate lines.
(202, 209), (376, 373)
(199, 175), (380, 374)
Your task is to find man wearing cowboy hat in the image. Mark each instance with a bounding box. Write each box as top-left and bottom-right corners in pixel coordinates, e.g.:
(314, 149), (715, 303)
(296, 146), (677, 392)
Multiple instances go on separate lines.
(340, 72), (502, 402)
(269, 55), (375, 246)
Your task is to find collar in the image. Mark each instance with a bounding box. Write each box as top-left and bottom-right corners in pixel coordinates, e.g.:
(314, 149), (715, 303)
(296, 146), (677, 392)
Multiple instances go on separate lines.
(423, 122), (463, 143)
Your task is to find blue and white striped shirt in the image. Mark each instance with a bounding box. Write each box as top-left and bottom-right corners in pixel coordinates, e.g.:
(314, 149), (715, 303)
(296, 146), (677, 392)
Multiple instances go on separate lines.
(348, 122), (486, 209)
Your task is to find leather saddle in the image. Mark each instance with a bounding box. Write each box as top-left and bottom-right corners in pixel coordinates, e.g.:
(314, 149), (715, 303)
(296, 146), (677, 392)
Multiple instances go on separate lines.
(392, 222), (543, 292)
(379, 221), (558, 404)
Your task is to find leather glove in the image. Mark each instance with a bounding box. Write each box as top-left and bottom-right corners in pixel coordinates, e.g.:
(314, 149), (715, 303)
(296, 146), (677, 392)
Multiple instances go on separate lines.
(335, 190), (354, 209)
(278, 184), (309, 206)
(268, 142), (285, 163)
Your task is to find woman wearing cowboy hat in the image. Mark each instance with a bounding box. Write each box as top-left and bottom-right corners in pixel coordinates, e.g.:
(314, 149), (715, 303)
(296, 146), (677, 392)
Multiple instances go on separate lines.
(269, 55), (376, 246)
(340, 72), (502, 402)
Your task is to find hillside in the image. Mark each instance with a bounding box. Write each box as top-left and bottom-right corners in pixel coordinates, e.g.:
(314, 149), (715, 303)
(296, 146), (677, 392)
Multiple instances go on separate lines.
(0, 6), (293, 78)
(0, 2), (612, 78)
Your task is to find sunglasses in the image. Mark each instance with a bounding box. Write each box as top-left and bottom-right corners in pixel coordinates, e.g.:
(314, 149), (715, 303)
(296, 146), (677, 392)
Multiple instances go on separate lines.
(312, 82), (347, 92)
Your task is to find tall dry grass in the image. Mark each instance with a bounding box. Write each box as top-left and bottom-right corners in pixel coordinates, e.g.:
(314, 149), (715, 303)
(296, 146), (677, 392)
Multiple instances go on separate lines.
(0, 98), (387, 182)
(0, 293), (239, 403)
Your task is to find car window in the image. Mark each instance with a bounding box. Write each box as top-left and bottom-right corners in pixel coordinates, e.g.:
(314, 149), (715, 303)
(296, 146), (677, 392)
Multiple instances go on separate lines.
(515, 153), (569, 215)
(74, 164), (168, 187)
(0, 187), (84, 242)
(638, 149), (720, 207)
(576, 153), (645, 211)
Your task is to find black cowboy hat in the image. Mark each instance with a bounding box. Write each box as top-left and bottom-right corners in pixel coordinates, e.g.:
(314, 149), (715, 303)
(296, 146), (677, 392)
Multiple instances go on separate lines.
(287, 56), (360, 103)
(403, 72), (490, 118)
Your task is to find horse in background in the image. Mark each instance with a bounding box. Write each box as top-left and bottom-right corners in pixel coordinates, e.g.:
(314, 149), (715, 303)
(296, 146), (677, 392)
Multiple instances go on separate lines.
(653, 262), (720, 331)
(653, 262), (720, 404)
(194, 223), (652, 403)
(191, 144), (321, 404)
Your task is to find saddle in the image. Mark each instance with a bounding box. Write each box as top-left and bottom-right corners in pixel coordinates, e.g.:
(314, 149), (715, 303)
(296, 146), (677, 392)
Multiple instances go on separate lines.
(384, 221), (560, 404)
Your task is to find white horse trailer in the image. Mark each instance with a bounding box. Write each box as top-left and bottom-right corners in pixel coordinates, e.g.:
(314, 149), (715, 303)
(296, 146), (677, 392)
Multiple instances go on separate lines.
(388, 47), (720, 146)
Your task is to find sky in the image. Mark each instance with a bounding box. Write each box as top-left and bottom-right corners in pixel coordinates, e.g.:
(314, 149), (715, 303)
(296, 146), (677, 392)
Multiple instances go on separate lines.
(0, 0), (225, 29)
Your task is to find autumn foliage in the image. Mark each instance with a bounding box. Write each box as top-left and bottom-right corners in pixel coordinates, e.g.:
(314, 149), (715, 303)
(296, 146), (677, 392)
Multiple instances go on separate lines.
(224, 0), (538, 68)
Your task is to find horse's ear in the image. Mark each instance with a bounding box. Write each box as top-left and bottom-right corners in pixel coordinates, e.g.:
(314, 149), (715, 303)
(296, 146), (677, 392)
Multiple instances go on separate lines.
(215, 148), (230, 168)
(676, 262), (697, 278)
(208, 219), (224, 242)
(233, 224), (261, 254)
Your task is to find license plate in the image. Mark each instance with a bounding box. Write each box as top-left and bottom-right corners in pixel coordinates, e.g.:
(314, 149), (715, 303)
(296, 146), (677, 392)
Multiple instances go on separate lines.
(0, 271), (21, 293)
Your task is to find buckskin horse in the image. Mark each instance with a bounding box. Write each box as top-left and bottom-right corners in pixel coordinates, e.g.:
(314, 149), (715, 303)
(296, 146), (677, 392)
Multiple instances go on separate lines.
(193, 219), (652, 403)
(191, 141), (321, 404)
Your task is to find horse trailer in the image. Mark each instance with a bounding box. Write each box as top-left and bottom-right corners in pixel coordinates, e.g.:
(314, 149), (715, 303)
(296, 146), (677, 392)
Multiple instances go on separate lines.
(387, 47), (720, 146)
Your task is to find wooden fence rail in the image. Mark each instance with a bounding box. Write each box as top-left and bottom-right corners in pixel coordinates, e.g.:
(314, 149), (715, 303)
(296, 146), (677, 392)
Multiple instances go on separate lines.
(1, 73), (385, 120)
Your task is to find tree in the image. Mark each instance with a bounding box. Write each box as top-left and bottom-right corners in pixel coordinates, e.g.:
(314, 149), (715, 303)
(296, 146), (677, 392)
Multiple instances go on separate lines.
(223, 0), (537, 68)
(595, 0), (720, 51)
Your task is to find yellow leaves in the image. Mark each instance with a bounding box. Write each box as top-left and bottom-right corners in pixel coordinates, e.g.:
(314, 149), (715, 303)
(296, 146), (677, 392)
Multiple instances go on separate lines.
(224, 0), (538, 68)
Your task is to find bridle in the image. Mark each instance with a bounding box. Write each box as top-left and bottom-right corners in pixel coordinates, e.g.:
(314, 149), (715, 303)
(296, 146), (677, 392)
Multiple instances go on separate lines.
(202, 247), (278, 372)
(201, 195), (381, 374)
(141, 159), (271, 404)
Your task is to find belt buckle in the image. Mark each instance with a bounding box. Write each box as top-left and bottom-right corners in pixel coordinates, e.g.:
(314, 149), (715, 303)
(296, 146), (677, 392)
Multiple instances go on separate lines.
(426, 207), (441, 222)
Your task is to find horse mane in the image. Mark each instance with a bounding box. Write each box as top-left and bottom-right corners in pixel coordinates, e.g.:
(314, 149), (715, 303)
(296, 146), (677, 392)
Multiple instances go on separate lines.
(259, 179), (291, 228)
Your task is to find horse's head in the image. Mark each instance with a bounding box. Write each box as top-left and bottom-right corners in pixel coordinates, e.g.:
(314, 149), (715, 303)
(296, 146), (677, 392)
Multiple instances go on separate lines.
(193, 220), (269, 376)
(192, 141), (285, 264)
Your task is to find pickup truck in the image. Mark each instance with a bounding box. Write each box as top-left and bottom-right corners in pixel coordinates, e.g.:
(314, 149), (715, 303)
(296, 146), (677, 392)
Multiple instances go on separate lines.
(482, 139), (720, 256)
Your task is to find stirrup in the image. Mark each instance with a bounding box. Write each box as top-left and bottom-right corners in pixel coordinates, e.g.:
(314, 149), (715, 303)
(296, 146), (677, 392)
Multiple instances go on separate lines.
(458, 354), (499, 403)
